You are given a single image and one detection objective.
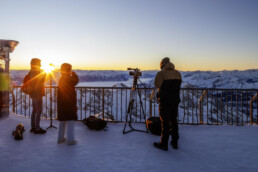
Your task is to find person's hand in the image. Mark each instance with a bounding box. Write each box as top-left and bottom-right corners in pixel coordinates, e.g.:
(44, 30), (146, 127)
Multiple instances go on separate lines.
(71, 71), (78, 77)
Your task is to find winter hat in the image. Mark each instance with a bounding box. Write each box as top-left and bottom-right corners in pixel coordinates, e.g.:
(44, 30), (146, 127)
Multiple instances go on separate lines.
(160, 57), (170, 69)
(61, 63), (72, 75)
(30, 58), (41, 66)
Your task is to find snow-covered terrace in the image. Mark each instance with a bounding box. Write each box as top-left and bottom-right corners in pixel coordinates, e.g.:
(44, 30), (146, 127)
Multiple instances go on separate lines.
(1, 113), (258, 172)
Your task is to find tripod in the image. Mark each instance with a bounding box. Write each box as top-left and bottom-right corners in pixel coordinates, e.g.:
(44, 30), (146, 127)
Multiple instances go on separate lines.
(47, 74), (57, 130)
(123, 75), (148, 134)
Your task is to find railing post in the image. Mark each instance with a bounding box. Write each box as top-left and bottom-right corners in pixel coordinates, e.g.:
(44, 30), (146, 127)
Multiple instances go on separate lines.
(149, 90), (155, 118)
(10, 87), (16, 113)
(50, 80), (53, 120)
(149, 99), (152, 118)
(102, 88), (105, 120)
(249, 93), (257, 124)
(199, 90), (207, 124)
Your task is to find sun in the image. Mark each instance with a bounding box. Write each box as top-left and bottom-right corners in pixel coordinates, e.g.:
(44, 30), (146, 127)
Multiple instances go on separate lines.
(41, 63), (55, 73)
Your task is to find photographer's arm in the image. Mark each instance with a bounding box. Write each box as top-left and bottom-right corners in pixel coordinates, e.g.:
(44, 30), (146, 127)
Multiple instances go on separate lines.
(70, 71), (79, 86)
(154, 71), (163, 88)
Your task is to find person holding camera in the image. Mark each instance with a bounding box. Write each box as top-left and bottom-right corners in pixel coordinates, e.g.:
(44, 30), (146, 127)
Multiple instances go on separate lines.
(153, 57), (182, 151)
(57, 63), (79, 145)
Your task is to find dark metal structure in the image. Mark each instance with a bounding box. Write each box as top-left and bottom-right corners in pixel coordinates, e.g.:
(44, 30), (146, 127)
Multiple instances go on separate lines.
(0, 40), (19, 118)
(11, 86), (258, 125)
(47, 74), (57, 130)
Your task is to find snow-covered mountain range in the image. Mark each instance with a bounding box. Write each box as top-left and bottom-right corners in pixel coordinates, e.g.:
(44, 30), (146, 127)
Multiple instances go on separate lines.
(10, 69), (258, 89)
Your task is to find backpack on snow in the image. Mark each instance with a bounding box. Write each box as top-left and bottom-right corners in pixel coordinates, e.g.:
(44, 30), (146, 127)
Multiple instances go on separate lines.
(21, 73), (33, 95)
(12, 123), (25, 140)
(146, 117), (161, 136)
(83, 116), (107, 131)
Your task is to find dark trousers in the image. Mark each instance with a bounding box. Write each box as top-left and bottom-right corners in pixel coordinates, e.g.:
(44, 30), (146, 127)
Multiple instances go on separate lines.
(159, 103), (179, 145)
(31, 97), (43, 130)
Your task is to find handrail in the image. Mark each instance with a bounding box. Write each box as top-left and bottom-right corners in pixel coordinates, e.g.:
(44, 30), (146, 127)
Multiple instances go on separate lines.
(12, 85), (258, 91)
(249, 93), (257, 124)
(10, 86), (258, 125)
(198, 90), (207, 124)
(149, 90), (155, 117)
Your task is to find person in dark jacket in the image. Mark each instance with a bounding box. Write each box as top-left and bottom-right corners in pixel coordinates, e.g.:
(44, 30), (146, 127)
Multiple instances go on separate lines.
(28, 58), (47, 134)
(153, 57), (182, 151)
(57, 63), (79, 145)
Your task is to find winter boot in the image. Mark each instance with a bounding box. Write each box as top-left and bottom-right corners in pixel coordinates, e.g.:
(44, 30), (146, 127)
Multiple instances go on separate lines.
(34, 128), (47, 134)
(57, 138), (66, 144)
(153, 142), (168, 151)
(30, 128), (36, 133)
(170, 140), (178, 149)
(67, 140), (77, 145)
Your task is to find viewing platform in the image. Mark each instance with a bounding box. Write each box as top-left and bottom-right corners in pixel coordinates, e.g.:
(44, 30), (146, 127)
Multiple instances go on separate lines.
(0, 112), (257, 172)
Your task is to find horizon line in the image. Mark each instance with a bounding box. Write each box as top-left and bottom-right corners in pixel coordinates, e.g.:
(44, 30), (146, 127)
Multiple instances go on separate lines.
(9, 68), (258, 72)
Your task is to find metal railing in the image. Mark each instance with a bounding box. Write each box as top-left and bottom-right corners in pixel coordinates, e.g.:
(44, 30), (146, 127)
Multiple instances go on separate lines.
(10, 86), (258, 125)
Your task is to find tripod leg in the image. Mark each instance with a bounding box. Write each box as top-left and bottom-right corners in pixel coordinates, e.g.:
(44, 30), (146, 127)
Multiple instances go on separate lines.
(123, 110), (129, 133)
(123, 90), (136, 134)
(136, 85), (148, 132)
(47, 113), (57, 130)
(123, 84), (148, 134)
(123, 91), (134, 133)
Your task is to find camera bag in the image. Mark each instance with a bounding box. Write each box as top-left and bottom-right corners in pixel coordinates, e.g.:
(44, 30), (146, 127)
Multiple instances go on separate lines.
(12, 124), (25, 140)
(83, 116), (107, 131)
(146, 117), (161, 136)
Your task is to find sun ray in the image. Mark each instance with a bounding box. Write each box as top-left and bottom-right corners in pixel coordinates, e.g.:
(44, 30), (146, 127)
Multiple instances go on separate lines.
(41, 63), (55, 74)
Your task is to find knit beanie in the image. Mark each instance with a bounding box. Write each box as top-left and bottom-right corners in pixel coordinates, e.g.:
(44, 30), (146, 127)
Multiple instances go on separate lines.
(30, 58), (41, 66)
(160, 57), (170, 69)
(61, 63), (72, 75)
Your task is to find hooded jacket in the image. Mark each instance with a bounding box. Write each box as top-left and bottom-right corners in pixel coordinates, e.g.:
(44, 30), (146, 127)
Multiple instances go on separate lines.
(57, 72), (79, 121)
(28, 69), (46, 99)
(154, 62), (182, 105)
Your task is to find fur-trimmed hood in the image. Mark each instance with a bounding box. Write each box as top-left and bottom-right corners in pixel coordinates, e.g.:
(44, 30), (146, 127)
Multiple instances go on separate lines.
(162, 62), (175, 70)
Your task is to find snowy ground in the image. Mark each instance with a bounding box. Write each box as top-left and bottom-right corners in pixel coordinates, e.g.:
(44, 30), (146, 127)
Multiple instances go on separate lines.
(0, 114), (258, 172)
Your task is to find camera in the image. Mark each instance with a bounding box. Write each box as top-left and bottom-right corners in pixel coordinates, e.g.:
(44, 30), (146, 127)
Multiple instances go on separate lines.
(127, 68), (142, 78)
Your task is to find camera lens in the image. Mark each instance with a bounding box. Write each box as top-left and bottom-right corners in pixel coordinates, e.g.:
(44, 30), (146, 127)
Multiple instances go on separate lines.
(129, 71), (134, 76)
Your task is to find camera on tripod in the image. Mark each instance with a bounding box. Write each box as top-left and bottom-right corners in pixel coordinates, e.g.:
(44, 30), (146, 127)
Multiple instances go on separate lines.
(123, 67), (148, 134)
(127, 68), (142, 78)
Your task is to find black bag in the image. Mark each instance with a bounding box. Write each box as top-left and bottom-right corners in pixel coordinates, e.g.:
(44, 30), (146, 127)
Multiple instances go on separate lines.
(146, 117), (161, 136)
(12, 124), (25, 140)
(83, 116), (107, 131)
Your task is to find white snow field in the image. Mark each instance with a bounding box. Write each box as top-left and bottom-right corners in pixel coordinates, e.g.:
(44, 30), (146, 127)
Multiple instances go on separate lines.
(1, 113), (258, 172)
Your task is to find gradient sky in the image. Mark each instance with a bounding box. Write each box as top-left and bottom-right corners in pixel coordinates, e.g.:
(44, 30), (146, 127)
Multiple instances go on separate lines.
(1, 0), (257, 71)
